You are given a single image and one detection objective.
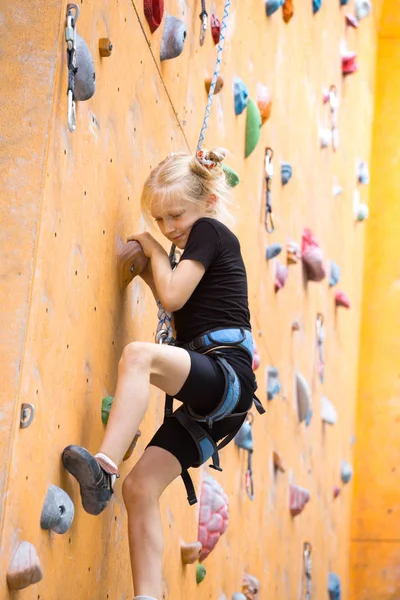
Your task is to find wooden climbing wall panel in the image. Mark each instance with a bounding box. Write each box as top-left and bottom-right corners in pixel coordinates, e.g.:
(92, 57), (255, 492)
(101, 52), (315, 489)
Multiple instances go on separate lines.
(0, 0), (380, 598)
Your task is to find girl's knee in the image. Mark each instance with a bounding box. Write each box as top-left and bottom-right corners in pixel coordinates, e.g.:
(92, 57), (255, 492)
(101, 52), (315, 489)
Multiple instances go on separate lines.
(120, 342), (152, 371)
(122, 467), (160, 508)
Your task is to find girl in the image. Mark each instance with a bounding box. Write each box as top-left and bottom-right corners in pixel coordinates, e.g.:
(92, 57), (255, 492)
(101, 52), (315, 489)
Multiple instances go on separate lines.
(62, 148), (260, 600)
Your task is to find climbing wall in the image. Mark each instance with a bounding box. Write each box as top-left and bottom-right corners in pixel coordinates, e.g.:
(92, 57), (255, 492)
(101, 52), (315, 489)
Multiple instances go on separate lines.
(0, 0), (380, 598)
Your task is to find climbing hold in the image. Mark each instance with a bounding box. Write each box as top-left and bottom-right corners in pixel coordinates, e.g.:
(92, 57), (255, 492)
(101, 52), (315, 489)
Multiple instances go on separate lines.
(265, 0), (284, 17)
(160, 14), (186, 61)
(267, 366), (281, 400)
(321, 396), (338, 425)
(232, 594), (246, 600)
(312, 0), (322, 14)
(266, 243), (282, 260)
(302, 229), (326, 282)
(296, 371), (312, 424)
(235, 417), (254, 451)
(222, 164), (240, 188)
(355, 203), (369, 222)
(75, 33), (96, 101)
(335, 291), (351, 309)
(256, 83), (272, 123)
(273, 450), (286, 473)
(286, 240), (301, 265)
(117, 239), (149, 288)
(181, 541), (202, 564)
(345, 14), (359, 27)
(320, 127), (333, 148)
(205, 75), (224, 95)
(328, 573), (342, 600)
(252, 339), (261, 371)
(333, 485), (341, 499)
(341, 460), (353, 484)
(6, 542), (43, 591)
(282, 0), (294, 22)
(342, 50), (358, 75)
(242, 573), (261, 600)
(198, 472), (229, 561)
(234, 77), (249, 116)
(332, 184), (343, 196)
(20, 403), (35, 429)
(144, 0), (164, 33)
(340, 0), (349, 4)
(289, 483), (310, 516)
(357, 161), (370, 184)
(355, 0), (371, 19)
(245, 99), (262, 158)
(291, 319), (301, 331)
(196, 563), (207, 584)
(123, 430), (142, 461)
(281, 162), (292, 185)
(40, 485), (75, 534)
(101, 395), (114, 424)
(99, 38), (113, 57)
(329, 261), (341, 287)
(275, 262), (288, 292)
(211, 13), (221, 44)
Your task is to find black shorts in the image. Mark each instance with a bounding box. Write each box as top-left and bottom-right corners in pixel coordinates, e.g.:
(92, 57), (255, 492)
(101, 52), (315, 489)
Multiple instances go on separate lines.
(147, 349), (254, 470)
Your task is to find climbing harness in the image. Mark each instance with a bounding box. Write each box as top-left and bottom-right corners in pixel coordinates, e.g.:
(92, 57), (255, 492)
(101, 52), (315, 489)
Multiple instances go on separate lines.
(303, 542), (312, 600)
(199, 0), (208, 46)
(264, 148), (275, 233)
(316, 313), (325, 383)
(65, 4), (79, 132)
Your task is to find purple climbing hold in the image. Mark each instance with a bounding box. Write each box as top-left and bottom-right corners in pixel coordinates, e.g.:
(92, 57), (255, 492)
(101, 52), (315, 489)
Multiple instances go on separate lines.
(234, 77), (249, 116)
(160, 14), (187, 61)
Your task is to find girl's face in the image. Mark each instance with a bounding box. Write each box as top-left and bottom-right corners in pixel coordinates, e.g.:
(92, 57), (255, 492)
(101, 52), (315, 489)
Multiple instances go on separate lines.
(151, 196), (213, 249)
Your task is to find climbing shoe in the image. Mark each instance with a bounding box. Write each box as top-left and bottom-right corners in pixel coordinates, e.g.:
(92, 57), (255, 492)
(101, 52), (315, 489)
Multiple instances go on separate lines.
(62, 445), (113, 515)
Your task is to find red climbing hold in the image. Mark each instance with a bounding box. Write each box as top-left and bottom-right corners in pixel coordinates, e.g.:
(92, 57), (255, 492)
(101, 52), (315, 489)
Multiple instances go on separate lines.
(275, 262), (288, 292)
(144, 0), (164, 33)
(301, 228), (326, 282)
(211, 14), (221, 44)
(335, 291), (351, 309)
(198, 472), (229, 561)
(289, 483), (310, 516)
(342, 50), (358, 75)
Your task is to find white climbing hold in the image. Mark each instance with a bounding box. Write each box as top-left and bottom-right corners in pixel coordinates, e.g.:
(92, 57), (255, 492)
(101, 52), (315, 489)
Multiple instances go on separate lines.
(320, 127), (333, 148)
(7, 542), (43, 590)
(321, 396), (338, 425)
(355, 0), (372, 20)
(355, 203), (369, 222)
(296, 371), (312, 424)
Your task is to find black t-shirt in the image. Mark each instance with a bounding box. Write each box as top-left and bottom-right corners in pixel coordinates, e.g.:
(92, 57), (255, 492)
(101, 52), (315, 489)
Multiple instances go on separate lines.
(173, 217), (256, 399)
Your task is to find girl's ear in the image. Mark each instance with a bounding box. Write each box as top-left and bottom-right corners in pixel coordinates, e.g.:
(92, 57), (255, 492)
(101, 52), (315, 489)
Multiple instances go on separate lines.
(206, 194), (217, 212)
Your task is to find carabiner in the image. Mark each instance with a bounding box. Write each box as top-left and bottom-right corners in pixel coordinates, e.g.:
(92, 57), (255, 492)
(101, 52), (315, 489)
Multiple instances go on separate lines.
(245, 451), (254, 501)
(68, 90), (76, 132)
(199, 0), (208, 46)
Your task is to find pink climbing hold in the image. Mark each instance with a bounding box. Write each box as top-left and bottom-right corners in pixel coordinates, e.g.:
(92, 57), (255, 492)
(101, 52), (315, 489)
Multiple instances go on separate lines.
(211, 14), (221, 44)
(252, 338), (261, 371)
(345, 14), (359, 28)
(342, 50), (358, 75)
(335, 291), (351, 309)
(144, 0), (164, 33)
(301, 228), (326, 282)
(289, 483), (310, 516)
(333, 486), (341, 499)
(275, 261), (288, 292)
(198, 472), (229, 561)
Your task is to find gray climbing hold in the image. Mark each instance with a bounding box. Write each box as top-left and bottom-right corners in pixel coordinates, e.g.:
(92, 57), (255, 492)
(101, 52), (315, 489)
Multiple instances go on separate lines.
(232, 594), (246, 600)
(235, 419), (253, 451)
(266, 243), (282, 260)
(160, 14), (187, 61)
(75, 33), (96, 101)
(267, 366), (281, 400)
(329, 260), (341, 287)
(40, 484), (75, 534)
(341, 460), (353, 484)
(328, 572), (341, 600)
(281, 162), (292, 185)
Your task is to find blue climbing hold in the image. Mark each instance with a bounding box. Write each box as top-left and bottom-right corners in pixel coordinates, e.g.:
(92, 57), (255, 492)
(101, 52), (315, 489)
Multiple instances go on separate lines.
(329, 261), (341, 287)
(267, 366), (281, 400)
(340, 0), (349, 5)
(312, 0), (322, 12)
(235, 419), (254, 452)
(266, 244), (282, 260)
(265, 0), (284, 17)
(234, 77), (248, 116)
(328, 573), (341, 600)
(281, 162), (292, 185)
(341, 460), (353, 484)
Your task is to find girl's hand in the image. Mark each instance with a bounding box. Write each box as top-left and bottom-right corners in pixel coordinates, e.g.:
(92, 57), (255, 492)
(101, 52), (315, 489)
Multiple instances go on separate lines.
(126, 232), (165, 258)
(117, 240), (149, 289)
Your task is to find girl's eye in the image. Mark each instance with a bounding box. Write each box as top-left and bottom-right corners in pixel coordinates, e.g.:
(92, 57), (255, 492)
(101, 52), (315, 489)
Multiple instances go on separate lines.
(171, 213), (183, 219)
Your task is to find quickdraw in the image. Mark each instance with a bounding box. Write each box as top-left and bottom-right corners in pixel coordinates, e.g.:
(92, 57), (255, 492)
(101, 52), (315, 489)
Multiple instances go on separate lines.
(155, 244), (178, 344)
(65, 4), (79, 133)
(303, 542), (312, 600)
(316, 313), (325, 383)
(264, 147), (275, 233)
(235, 412), (255, 501)
(199, 0), (208, 46)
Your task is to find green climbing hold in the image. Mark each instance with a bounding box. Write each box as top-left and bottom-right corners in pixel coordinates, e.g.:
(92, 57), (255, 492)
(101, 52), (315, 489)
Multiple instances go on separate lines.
(222, 164), (240, 187)
(101, 396), (114, 425)
(196, 563), (206, 584)
(245, 98), (262, 158)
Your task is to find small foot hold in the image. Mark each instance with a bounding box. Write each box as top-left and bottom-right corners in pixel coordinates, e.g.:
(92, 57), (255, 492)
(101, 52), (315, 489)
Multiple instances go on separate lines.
(196, 563), (206, 584)
(117, 240), (149, 289)
(272, 450), (285, 473)
(7, 542), (43, 590)
(40, 484), (75, 534)
(123, 430), (142, 461)
(181, 540), (202, 564)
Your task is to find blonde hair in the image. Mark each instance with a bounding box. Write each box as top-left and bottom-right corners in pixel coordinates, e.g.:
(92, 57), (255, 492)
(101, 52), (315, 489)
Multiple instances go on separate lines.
(140, 148), (234, 228)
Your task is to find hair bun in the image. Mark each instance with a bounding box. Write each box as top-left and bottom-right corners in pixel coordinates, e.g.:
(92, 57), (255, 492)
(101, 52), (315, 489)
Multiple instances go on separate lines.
(196, 147), (227, 171)
(208, 148), (226, 163)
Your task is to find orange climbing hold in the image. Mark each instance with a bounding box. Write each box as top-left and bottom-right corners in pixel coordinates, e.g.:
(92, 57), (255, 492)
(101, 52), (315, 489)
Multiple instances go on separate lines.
(256, 83), (272, 124)
(7, 542), (43, 591)
(180, 540), (202, 564)
(282, 0), (294, 23)
(205, 76), (224, 95)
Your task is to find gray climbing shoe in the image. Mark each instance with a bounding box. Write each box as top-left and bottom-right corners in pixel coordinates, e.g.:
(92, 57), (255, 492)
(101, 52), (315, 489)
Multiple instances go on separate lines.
(62, 445), (113, 515)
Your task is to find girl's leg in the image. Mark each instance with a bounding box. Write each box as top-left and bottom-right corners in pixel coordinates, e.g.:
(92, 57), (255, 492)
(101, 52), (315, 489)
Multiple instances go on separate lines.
(122, 446), (181, 600)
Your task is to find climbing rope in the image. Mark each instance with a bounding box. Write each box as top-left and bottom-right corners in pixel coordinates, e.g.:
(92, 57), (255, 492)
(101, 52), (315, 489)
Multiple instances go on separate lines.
(197, 0), (232, 151)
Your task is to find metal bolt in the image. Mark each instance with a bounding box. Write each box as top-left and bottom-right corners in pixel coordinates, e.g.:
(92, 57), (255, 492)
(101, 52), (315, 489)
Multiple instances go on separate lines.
(99, 38), (113, 57)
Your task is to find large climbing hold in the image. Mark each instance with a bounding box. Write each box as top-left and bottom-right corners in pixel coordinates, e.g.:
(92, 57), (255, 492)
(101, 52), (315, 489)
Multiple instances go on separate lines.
(211, 14), (221, 44)
(289, 484), (310, 516)
(267, 366), (281, 400)
(335, 291), (351, 309)
(321, 396), (338, 425)
(7, 542), (43, 590)
(355, 0), (371, 20)
(301, 228), (326, 282)
(40, 485), (75, 534)
(181, 541), (202, 564)
(75, 33), (96, 101)
(282, 0), (294, 22)
(266, 243), (282, 260)
(144, 0), (164, 33)
(341, 460), (353, 484)
(329, 261), (341, 287)
(296, 371), (312, 424)
(275, 261), (288, 292)
(242, 573), (261, 600)
(245, 99), (262, 158)
(265, 0), (284, 17)
(257, 83), (272, 123)
(160, 14), (187, 61)
(328, 573), (341, 599)
(198, 472), (229, 561)
(234, 77), (249, 116)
